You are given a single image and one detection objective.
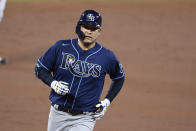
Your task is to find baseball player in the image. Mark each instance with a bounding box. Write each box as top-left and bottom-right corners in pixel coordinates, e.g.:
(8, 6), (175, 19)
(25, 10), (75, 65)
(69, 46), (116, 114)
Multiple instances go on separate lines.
(0, 0), (7, 22)
(35, 10), (125, 131)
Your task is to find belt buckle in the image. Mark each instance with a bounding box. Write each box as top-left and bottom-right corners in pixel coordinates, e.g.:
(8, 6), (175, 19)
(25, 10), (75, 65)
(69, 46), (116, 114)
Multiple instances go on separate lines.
(53, 104), (59, 110)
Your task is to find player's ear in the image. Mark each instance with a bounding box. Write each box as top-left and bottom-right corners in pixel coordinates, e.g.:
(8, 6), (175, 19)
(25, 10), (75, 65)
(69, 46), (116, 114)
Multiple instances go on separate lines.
(97, 28), (101, 33)
(97, 29), (101, 36)
(98, 28), (101, 32)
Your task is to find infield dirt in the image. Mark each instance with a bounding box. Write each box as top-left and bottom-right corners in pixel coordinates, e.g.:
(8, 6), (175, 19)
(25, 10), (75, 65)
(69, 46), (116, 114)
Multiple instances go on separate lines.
(0, 1), (196, 131)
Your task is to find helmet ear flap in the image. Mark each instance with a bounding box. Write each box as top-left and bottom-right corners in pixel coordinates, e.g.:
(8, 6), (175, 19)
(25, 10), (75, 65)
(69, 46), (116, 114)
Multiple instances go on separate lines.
(75, 23), (85, 40)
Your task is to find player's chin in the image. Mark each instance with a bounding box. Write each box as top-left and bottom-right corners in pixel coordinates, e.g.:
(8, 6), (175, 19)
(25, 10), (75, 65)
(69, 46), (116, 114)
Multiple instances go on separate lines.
(83, 41), (92, 47)
(83, 38), (94, 44)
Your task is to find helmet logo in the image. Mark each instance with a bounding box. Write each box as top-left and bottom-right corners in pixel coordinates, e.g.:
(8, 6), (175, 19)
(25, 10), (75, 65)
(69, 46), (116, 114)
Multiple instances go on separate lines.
(86, 14), (95, 21)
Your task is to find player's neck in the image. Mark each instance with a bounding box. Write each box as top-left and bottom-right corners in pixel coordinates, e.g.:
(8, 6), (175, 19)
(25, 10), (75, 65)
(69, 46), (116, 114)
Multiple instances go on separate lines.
(78, 39), (96, 51)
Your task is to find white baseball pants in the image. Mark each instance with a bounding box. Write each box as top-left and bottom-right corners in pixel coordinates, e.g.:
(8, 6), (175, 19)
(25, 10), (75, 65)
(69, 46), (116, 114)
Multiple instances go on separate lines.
(47, 106), (96, 131)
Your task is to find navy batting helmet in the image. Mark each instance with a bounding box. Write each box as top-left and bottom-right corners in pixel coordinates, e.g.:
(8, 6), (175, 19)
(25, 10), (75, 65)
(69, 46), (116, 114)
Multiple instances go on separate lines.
(76, 10), (102, 39)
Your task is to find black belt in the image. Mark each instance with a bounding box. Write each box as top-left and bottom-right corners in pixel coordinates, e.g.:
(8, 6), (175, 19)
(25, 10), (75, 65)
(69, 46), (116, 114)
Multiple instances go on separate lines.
(51, 103), (85, 116)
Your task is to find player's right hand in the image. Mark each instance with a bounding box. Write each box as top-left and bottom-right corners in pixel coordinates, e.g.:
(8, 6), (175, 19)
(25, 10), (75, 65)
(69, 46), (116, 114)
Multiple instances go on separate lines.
(50, 80), (69, 95)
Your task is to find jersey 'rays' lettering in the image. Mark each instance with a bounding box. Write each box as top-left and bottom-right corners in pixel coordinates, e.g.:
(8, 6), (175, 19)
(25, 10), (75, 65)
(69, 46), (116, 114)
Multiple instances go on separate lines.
(60, 52), (75, 70)
(60, 52), (101, 77)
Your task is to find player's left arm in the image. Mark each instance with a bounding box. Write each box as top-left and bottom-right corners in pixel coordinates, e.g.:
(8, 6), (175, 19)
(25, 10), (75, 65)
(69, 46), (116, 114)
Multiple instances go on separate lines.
(105, 77), (125, 102)
(94, 51), (125, 120)
(94, 77), (125, 120)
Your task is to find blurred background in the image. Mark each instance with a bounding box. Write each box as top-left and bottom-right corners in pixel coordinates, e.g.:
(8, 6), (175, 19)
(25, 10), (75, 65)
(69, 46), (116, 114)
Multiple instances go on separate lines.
(0, 0), (196, 131)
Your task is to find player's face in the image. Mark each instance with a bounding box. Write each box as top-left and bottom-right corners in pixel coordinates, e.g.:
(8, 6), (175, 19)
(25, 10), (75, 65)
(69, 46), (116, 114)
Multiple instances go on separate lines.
(80, 24), (101, 44)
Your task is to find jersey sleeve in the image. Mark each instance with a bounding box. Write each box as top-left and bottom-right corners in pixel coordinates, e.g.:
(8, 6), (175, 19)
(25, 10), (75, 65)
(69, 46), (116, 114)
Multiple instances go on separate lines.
(37, 41), (59, 72)
(107, 51), (125, 80)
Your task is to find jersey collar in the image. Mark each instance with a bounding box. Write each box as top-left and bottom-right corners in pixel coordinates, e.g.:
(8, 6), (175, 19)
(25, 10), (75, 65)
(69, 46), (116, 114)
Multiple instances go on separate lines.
(72, 38), (101, 54)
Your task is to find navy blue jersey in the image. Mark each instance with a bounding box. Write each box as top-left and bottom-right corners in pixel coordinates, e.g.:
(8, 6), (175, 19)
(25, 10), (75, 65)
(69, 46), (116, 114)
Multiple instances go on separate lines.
(38, 38), (125, 112)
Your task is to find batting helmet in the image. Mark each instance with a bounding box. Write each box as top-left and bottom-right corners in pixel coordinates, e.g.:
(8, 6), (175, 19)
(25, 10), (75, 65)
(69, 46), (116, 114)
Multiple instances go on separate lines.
(75, 10), (102, 39)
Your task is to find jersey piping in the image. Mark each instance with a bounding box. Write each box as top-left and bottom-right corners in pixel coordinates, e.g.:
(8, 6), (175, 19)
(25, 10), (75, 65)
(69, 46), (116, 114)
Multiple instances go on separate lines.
(63, 39), (79, 107)
(70, 39), (103, 109)
(112, 72), (125, 80)
(38, 59), (49, 71)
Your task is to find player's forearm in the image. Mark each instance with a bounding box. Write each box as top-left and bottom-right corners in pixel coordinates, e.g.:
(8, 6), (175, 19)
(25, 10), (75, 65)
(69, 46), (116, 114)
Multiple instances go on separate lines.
(35, 64), (54, 86)
(105, 77), (125, 102)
